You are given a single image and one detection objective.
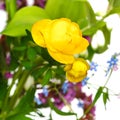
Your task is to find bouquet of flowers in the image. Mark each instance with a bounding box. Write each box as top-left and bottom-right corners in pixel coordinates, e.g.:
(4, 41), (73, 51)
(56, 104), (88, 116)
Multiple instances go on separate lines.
(0, 0), (120, 120)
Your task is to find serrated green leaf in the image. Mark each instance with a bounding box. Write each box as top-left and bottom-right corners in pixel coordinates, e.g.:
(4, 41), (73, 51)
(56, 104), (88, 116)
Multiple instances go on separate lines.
(42, 68), (52, 86)
(49, 100), (76, 116)
(1, 6), (49, 36)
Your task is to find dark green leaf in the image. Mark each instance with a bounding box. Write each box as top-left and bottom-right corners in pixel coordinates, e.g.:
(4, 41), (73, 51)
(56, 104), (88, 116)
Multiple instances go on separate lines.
(21, 60), (33, 69)
(42, 68), (52, 86)
(7, 88), (35, 120)
(13, 46), (27, 51)
(27, 47), (37, 61)
(1, 6), (49, 36)
(32, 65), (49, 80)
(49, 100), (76, 116)
(0, 79), (7, 108)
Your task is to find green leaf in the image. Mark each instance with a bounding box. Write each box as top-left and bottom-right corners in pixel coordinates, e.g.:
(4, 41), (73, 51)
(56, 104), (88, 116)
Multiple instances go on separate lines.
(7, 88), (35, 120)
(0, 79), (7, 108)
(42, 68), (52, 86)
(107, 0), (120, 15)
(49, 100), (76, 116)
(27, 47), (37, 61)
(84, 86), (103, 115)
(82, 21), (106, 35)
(95, 25), (111, 53)
(21, 60), (33, 69)
(103, 87), (110, 109)
(45, 0), (96, 29)
(1, 6), (49, 36)
(32, 65), (49, 80)
(6, 113), (32, 120)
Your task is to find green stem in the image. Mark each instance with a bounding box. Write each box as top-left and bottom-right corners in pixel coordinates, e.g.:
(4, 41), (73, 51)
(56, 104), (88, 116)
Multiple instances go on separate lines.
(79, 69), (113, 119)
(2, 66), (23, 111)
(5, 0), (17, 20)
(8, 69), (30, 110)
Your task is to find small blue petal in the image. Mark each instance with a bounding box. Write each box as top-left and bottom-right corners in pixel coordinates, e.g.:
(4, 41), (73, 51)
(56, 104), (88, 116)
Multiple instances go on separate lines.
(43, 87), (48, 97)
(81, 77), (89, 86)
(90, 62), (98, 71)
(34, 97), (42, 105)
(78, 101), (84, 108)
(62, 82), (69, 94)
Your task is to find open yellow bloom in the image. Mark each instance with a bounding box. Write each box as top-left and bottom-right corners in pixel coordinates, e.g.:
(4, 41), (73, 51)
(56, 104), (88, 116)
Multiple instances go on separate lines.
(31, 18), (89, 64)
(64, 58), (90, 82)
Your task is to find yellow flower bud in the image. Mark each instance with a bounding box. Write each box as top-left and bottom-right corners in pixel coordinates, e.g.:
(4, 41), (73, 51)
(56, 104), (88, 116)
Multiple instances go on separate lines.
(31, 18), (89, 64)
(64, 58), (90, 83)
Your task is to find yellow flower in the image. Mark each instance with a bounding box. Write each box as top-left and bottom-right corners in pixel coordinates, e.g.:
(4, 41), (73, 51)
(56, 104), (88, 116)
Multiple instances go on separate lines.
(31, 18), (89, 64)
(64, 58), (90, 83)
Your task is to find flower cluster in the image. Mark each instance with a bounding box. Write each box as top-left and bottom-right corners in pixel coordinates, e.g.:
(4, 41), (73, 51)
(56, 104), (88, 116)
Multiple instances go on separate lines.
(34, 81), (96, 119)
(31, 18), (90, 82)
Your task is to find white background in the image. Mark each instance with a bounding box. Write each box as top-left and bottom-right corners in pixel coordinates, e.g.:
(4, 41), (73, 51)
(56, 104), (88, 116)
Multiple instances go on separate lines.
(0, 0), (120, 120)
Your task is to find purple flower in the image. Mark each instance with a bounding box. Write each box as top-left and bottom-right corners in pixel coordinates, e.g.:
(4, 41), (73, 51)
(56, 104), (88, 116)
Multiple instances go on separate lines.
(84, 36), (91, 43)
(38, 93), (47, 104)
(17, 0), (27, 9)
(34, 0), (47, 8)
(4, 72), (13, 79)
(0, 1), (5, 10)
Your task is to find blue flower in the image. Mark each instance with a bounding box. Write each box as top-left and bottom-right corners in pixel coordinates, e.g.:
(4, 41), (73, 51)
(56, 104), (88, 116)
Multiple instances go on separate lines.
(78, 101), (84, 108)
(62, 82), (69, 94)
(106, 55), (118, 75)
(43, 87), (48, 97)
(81, 77), (89, 86)
(34, 97), (42, 105)
(90, 62), (98, 71)
(107, 57), (118, 68)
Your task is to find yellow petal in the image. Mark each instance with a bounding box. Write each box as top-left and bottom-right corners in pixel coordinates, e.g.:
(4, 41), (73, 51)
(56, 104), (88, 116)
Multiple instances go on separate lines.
(47, 48), (75, 64)
(64, 58), (90, 83)
(31, 19), (52, 47)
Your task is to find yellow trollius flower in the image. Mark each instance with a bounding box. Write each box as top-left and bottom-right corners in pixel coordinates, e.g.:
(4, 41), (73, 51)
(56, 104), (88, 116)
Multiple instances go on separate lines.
(31, 18), (89, 64)
(64, 58), (90, 82)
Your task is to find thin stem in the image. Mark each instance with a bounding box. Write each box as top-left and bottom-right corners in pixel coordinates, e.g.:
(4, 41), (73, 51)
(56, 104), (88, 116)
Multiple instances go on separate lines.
(54, 87), (73, 112)
(5, 0), (17, 20)
(79, 68), (113, 119)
